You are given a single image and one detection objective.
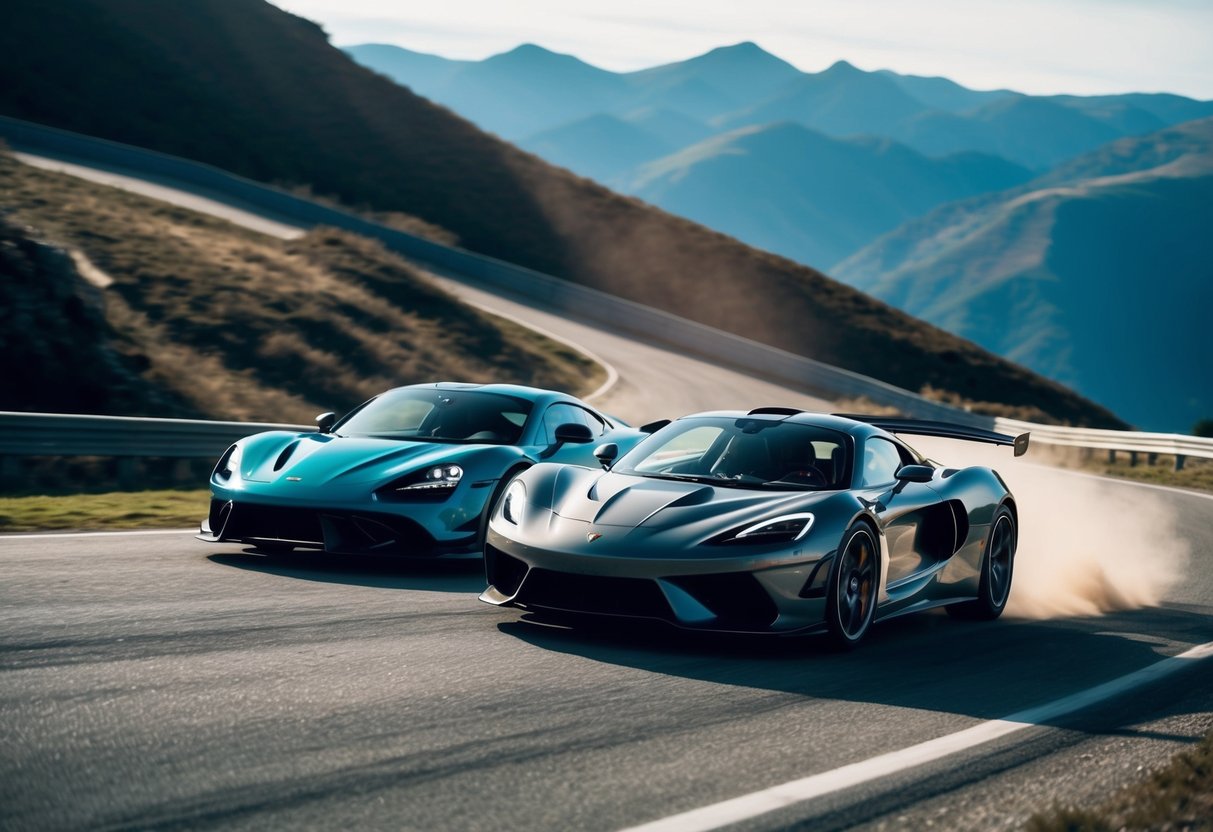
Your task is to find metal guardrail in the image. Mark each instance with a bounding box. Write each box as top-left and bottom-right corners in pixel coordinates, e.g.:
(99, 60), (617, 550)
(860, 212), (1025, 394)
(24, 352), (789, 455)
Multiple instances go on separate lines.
(1, 411), (1209, 471)
(0, 412), (306, 459)
(994, 418), (1213, 470)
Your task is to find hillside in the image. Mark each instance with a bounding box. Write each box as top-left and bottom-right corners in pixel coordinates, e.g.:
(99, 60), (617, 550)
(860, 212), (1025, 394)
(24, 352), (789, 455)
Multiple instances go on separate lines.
(520, 114), (675, 184)
(0, 151), (600, 421)
(0, 0), (1124, 427)
(834, 118), (1213, 432)
(628, 122), (1031, 268)
(350, 39), (1213, 274)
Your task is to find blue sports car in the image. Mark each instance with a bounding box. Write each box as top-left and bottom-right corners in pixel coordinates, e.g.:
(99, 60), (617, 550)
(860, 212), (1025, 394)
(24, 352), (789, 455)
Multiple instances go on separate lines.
(197, 383), (645, 557)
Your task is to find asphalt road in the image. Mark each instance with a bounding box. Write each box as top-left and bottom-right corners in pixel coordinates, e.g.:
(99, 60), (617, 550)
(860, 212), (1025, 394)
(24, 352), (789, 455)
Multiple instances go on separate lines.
(3, 151), (1212, 830)
(2, 505), (1211, 831)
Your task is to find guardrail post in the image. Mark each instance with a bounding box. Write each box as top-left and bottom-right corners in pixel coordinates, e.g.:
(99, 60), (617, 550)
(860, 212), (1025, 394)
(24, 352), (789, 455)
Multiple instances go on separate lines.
(0, 456), (21, 490)
(116, 457), (139, 489)
(1129, 451), (1138, 467)
(173, 459), (193, 484)
(1147, 452), (1158, 466)
(1107, 449), (1116, 464)
(1176, 455), (1186, 472)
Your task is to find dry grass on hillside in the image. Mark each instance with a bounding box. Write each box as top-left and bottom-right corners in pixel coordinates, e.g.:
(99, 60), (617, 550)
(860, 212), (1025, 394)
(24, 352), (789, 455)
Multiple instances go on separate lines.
(0, 152), (601, 421)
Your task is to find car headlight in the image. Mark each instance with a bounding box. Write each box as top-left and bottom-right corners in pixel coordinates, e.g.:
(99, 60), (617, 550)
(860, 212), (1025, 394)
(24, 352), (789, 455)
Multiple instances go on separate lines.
(500, 479), (526, 525)
(218, 444), (243, 479)
(712, 512), (814, 545)
(395, 464), (464, 492)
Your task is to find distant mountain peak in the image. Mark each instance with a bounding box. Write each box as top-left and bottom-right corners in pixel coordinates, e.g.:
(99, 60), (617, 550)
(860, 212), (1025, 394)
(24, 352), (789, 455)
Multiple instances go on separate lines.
(697, 40), (790, 65)
(824, 59), (862, 74)
(487, 42), (589, 69)
(502, 42), (555, 57)
(714, 41), (765, 54)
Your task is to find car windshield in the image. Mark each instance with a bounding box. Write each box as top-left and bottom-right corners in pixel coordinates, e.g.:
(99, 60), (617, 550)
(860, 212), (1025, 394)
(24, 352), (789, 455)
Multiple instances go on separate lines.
(335, 389), (532, 445)
(613, 416), (851, 490)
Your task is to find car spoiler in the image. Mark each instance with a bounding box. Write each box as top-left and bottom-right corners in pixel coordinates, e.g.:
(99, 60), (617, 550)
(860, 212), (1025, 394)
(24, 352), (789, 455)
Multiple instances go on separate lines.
(835, 415), (1030, 457)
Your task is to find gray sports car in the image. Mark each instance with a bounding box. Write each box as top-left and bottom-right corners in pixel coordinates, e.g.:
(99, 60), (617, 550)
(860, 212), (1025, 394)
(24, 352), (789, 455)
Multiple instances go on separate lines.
(481, 408), (1028, 648)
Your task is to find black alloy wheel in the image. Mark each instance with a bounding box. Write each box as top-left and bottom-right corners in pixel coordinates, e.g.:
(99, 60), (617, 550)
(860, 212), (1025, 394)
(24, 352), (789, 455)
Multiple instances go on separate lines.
(826, 524), (880, 649)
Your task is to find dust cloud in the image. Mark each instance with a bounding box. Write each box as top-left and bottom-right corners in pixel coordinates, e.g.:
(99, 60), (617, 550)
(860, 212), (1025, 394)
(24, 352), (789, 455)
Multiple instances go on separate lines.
(911, 438), (1189, 619)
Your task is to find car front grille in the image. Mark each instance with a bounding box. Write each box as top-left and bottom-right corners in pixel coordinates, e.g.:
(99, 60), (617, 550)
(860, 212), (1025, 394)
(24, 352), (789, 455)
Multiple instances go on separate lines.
(515, 568), (672, 620)
(216, 500), (437, 554)
(663, 572), (779, 630)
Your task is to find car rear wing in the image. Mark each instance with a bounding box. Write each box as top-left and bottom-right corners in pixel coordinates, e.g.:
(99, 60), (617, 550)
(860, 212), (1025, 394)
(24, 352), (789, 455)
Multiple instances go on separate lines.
(835, 415), (1030, 457)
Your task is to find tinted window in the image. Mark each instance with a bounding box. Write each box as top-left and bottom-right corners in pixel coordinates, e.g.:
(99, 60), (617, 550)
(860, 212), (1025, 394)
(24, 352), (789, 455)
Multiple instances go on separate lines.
(614, 417), (850, 491)
(861, 437), (903, 487)
(577, 406), (607, 436)
(542, 404), (584, 445)
(336, 389), (532, 445)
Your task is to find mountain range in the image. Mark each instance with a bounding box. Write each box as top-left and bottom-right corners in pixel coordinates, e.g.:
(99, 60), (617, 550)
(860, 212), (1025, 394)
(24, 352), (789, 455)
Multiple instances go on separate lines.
(0, 0), (1119, 428)
(834, 118), (1213, 433)
(350, 40), (1213, 430)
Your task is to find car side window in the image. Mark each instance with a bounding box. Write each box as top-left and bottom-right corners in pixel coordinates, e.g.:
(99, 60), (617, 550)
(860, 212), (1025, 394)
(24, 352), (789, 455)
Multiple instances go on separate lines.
(861, 437), (903, 487)
(576, 407), (607, 436)
(541, 404), (581, 445)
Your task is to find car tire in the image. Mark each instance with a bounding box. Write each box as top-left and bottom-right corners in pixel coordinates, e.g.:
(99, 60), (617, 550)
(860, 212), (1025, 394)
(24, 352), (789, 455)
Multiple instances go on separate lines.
(825, 523), (880, 650)
(947, 504), (1015, 621)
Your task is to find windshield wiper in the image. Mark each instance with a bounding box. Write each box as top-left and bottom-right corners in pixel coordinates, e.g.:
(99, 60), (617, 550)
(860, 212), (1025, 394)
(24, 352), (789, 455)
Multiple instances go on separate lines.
(642, 472), (750, 488)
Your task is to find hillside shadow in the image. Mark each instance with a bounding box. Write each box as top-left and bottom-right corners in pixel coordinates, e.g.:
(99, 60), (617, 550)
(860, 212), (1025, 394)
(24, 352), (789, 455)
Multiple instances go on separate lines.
(497, 604), (1213, 724)
(207, 549), (485, 593)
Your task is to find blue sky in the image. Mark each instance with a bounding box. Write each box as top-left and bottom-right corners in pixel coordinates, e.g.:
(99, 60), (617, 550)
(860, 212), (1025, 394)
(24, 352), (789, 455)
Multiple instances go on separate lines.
(272, 0), (1213, 99)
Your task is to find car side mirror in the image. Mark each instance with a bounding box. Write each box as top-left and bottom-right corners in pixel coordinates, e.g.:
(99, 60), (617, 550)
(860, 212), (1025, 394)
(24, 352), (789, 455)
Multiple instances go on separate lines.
(553, 422), (594, 445)
(594, 443), (619, 469)
(640, 419), (670, 434)
(895, 463), (934, 483)
(315, 411), (337, 434)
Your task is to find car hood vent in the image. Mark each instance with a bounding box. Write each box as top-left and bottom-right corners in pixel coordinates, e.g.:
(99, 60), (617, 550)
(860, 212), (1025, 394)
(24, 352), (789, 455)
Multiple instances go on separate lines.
(273, 441), (300, 472)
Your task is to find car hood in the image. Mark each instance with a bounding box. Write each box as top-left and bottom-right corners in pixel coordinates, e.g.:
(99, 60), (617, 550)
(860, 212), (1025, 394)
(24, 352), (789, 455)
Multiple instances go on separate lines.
(238, 432), (497, 486)
(548, 468), (836, 532)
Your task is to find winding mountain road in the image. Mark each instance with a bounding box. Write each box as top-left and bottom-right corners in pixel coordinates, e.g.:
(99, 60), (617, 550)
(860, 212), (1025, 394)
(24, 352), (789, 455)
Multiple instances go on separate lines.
(2, 151), (1211, 832)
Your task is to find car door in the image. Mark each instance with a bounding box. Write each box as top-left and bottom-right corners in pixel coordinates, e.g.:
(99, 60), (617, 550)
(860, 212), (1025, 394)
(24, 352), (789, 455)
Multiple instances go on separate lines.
(854, 436), (942, 588)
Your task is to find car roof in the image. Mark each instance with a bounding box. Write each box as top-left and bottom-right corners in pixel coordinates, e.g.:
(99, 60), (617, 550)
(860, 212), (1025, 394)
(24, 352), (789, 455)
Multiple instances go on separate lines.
(395, 381), (583, 409)
(674, 409), (887, 440)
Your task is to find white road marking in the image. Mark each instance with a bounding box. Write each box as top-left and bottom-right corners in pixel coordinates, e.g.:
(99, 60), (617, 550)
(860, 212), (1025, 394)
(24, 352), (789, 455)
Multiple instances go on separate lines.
(619, 640), (1213, 832)
(0, 529), (195, 541)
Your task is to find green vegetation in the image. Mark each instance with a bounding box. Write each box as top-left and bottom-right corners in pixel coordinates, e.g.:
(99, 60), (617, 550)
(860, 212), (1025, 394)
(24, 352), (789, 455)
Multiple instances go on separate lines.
(0, 490), (209, 532)
(0, 0), (1123, 427)
(1195, 419), (1213, 438)
(1027, 728), (1213, 831)
(1100, 457), (1213, 494)
(0, 152), (602, 422)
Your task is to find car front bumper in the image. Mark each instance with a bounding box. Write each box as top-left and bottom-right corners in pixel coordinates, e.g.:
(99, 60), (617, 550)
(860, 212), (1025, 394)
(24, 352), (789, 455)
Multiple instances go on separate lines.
(480, 520), (833, 634)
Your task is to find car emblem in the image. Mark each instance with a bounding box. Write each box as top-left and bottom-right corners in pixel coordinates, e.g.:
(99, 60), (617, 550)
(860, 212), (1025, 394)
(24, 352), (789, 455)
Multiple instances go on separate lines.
(586, 532), (602, 542)
(286, 476), (302, 482)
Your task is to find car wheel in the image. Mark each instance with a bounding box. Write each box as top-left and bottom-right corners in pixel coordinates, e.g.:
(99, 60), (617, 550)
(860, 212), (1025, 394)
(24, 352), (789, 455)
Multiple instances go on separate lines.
(825, 523), (880, 649)
(948, 504), (1016, 620)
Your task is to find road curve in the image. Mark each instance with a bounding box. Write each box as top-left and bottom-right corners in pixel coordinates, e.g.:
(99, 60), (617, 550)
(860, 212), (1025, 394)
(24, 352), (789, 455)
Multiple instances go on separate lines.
(2, 152), (1212, 831)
